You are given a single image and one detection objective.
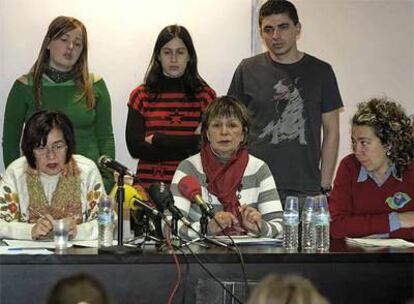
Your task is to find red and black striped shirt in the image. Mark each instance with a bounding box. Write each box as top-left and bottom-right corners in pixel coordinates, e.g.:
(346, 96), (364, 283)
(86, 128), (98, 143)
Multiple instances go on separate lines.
(126, 76), (216, 189)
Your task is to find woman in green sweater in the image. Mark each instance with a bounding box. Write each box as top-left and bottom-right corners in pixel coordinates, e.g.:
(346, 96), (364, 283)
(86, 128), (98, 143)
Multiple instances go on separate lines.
(2, 16), (115, 191)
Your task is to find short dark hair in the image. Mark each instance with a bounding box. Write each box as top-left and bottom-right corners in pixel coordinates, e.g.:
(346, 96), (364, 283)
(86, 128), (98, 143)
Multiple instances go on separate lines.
(21, 111), (76, 168)
(144, 24), (206, 97)
(259, 0), (299, 27)
(47, 273), (109, 304)
(201, 95), (250, 147)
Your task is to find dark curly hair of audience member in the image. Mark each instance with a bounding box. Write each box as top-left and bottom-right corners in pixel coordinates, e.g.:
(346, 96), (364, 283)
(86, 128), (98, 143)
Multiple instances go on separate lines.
(352, 97), (414, 177)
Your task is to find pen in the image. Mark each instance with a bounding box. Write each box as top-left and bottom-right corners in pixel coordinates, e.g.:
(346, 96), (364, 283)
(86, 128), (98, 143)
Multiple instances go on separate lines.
(7, 247), (46, 251)
(28, 207), (48, 220)
(28, 207), (54, 224)
(255, 222), (262, 236)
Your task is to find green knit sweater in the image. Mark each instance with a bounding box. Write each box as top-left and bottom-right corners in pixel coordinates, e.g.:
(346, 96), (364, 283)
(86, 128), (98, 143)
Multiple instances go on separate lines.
(2, 74), (115, 190)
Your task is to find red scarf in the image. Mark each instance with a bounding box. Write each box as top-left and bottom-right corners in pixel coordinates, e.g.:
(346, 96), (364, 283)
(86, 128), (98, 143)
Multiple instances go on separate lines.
(200, 143), (249, 235)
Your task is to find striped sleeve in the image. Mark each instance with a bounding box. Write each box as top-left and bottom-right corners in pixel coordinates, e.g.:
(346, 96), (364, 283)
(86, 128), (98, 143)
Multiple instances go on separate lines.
(241, 156), (283, 238)
(128, 85), (147, 113)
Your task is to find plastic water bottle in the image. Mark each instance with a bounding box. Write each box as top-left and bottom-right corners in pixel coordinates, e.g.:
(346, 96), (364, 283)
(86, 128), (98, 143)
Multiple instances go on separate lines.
(283, 196), (299, 251)
(301, 196), (316, 252)
(315, 195), (330, 252)
(98, 196), (114, 247)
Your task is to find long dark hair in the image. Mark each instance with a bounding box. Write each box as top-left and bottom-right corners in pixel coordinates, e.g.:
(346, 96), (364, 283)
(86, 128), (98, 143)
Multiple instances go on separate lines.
(32, 16), (94, 109)
(144, 25), (206, 98)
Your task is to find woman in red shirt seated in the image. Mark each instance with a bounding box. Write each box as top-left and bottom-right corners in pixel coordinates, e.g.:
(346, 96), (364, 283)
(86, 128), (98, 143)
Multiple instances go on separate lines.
(329, 97), (414, 239)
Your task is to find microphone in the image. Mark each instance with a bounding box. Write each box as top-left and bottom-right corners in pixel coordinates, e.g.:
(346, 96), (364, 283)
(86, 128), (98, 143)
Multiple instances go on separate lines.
(98, 155), (132, 176)
(177, 176), (214, 218)
(126, 197), (161, 218)
(110, 184), (160, 217)
(148, 182), (191, 227)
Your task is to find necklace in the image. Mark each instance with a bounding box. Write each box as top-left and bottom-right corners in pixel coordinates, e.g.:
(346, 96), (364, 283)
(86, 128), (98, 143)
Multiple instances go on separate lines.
(44, 66), (76, 83)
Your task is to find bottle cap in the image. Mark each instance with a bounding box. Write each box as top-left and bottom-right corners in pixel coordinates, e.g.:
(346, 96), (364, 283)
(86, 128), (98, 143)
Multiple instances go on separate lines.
(100, 197), (112, 208)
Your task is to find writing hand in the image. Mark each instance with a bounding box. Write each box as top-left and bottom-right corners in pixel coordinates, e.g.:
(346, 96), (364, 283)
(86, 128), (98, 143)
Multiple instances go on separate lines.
(239, 204), (262, 234)
(31, 215), (53, 240)
(208, 211), (239, 235)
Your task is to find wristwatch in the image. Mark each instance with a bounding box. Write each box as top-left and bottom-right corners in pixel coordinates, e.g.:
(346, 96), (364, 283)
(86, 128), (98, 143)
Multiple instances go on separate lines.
(320, 186), (332, 195)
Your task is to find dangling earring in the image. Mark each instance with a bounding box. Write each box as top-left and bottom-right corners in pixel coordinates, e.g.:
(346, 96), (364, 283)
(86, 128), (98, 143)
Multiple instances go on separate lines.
(386, 149), (391, 157)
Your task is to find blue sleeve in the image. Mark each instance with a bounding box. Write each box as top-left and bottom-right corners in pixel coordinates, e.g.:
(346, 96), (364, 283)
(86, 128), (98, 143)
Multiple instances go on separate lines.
(388, 212), (401, 232)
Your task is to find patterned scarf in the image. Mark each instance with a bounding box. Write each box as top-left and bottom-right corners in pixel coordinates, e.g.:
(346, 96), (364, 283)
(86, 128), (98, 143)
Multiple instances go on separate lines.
(200, 143), (249, 235)
(26, 157), (82, 225)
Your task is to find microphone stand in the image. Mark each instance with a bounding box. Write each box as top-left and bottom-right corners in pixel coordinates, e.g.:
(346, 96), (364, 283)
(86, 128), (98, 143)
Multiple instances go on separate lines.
(158, 213), (188, 251)
(133, 213), (163, 248)
(200, 211), (208, 236)
(98, 171), (142, 254)
(171, 213), (179, 237)
(181, 209), (229, 249)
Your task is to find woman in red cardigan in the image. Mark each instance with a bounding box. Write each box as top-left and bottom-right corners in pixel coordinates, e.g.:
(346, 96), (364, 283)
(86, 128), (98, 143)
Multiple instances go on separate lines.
(329, 97), (414, 239)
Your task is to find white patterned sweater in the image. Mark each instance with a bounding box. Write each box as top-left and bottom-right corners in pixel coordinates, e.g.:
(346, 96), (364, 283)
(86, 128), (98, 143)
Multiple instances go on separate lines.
(0, 155), (105, 240)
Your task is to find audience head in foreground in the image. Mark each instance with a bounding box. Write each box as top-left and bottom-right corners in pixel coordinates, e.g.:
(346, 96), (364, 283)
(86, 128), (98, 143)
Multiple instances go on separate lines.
(47, 273), (110, 304)
(247, 274), (329, 304)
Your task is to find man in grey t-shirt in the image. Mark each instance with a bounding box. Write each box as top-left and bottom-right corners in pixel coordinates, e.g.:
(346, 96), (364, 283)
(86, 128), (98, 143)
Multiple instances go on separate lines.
(228, 0), (343, 205)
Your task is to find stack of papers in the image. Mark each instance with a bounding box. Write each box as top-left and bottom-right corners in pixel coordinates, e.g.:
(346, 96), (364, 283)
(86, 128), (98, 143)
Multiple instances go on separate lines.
(3, 239), (73, 249)
(346, 237), (414, 248)
(211, 235), (282, 246)
(0, 240), (56, 254)
(0, 247), (53, 255)
(1, 239), (78, 254)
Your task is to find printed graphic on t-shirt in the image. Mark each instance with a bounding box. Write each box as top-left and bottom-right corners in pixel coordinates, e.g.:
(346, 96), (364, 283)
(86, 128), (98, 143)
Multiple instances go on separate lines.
(168, 109), (184, 125)
(258, 78), (307, 145)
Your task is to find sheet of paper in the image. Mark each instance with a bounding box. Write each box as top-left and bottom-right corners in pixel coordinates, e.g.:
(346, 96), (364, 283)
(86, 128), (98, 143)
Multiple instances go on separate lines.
(346, 237), (414, 248)
(3, 239), (73, 249)
(211, 235), (282, 246)
(72, 240), (120, 247)
(0, 247), (53, 255)
(71, 240), (99, 248)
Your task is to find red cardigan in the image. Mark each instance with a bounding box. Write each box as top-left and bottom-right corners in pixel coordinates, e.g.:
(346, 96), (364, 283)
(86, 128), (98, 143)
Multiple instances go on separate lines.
(329, 154), (414, 239)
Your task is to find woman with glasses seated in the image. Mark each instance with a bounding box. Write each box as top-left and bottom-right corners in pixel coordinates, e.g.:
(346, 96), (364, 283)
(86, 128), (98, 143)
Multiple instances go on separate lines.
(0, 111), (105, 240)
(171, 96), (283, 239)
(329, 97), (414, 239)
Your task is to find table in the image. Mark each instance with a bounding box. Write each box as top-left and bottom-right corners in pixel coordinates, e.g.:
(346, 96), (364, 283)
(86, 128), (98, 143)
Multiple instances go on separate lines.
(1, 239), (413, 304)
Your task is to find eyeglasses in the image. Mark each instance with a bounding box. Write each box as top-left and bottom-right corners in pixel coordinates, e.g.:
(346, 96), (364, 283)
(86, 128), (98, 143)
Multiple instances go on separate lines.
(33, 143), (67, 156)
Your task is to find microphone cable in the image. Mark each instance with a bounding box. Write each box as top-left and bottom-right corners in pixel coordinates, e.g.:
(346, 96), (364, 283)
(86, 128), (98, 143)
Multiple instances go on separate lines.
(162, 218), (190, 304)
(179, 235), (244, 304)
(165, 225), (182, 304)
(209, 215), (250, 298)
(161, 217), (244, 304)
(176, 177), (250, 297)
(169, 207), (250, 299)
